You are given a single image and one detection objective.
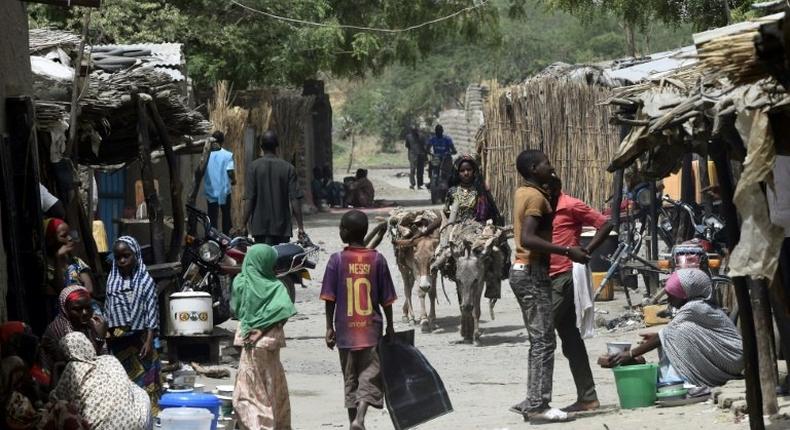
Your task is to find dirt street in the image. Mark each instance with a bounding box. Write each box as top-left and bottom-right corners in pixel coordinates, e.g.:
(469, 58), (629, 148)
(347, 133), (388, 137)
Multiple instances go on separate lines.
(205, 168), (747, 430)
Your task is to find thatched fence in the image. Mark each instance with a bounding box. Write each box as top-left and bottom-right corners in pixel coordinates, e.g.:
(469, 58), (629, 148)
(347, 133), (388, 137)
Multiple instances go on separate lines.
(478, 79), (621, 220)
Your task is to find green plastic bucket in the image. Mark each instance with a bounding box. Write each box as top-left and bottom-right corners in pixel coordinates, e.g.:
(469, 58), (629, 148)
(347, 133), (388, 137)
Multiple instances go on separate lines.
(612, 363), (658, 409)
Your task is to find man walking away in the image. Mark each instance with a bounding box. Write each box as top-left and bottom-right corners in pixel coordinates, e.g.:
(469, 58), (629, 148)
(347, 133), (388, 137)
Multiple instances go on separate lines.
(405, 126), (427, 190)
(243, 130), (306, 245)
(204, 131), (236, 234)
(547, 177), (612, 413)
(509, 149), (589, 423)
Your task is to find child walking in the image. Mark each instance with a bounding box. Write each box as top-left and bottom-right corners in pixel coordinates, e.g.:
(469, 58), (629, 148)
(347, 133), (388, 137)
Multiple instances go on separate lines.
(321, 210), (397, 430)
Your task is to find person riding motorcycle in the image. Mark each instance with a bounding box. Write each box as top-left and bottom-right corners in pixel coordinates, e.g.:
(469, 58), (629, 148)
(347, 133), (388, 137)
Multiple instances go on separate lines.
(428, 124), (456, 203)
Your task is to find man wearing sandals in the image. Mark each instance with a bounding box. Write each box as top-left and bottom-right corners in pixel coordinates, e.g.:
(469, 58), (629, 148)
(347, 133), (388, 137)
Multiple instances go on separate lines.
(509, 150), (590, 423)
(546, 176), (613, 413)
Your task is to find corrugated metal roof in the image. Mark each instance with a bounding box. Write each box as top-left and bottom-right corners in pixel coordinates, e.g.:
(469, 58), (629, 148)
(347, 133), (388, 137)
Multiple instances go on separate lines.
(91, 43), (184, 67)
(605, 45), (697, 84)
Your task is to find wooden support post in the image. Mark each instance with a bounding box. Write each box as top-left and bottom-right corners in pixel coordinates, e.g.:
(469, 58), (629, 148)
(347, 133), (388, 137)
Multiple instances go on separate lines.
(134, 91), (166, 264)
(148, 101), (184, 262)
(610, 169), (624, 232)
(748, 277), (779, 416)
(711, 140), (764, 429)
(186, 139), (213, 236)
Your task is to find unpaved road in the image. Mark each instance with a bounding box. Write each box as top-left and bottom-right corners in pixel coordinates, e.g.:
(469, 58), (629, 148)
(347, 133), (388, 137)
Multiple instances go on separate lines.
(203, 169), (748, 430)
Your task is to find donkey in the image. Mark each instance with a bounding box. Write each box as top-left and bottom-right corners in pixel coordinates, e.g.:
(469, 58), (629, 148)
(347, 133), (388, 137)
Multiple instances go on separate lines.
(394, 236), (439, 333)
(433, 220), (507, 345)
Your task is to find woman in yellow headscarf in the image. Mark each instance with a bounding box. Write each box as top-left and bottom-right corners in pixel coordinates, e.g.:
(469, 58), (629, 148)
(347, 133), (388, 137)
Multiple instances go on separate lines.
(231, 244), (297, 430)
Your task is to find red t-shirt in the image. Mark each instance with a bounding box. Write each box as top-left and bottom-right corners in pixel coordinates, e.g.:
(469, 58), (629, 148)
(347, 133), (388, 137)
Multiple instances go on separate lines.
(320, 247), (397, 350)
(549, 193), (608, 277)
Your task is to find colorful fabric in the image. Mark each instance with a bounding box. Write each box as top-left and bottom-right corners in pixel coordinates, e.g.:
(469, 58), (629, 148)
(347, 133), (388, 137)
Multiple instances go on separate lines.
(41, 286), (107, 373)
(0, 321), (27, 344)
(105, 236), (159, 331)
(428, 135), (455, 157)
(231, 245), (297, 337)
(53, 332), (151, 430)
(204, 148), (235, 204)
(320, 247), (397, 350)
(107, 329), (162, 417)
(513, 184), (553, 265)
(44, 217), (65, 243)
(549, 193), (609, 277)
(233, 324), (291, 430)
(660, 269), (743, 387)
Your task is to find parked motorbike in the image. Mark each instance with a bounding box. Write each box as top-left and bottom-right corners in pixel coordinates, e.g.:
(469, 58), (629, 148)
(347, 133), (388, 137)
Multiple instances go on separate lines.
(657, 196), (726, 274)
(181, 204), (249, 325)
(181, 205), (321, 324)
(272, 234), (320, 302)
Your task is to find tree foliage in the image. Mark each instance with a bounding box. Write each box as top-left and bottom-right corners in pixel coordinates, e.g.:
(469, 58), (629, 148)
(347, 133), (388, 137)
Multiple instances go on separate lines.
(545, 0), (759, 31)
(341, 0), (692, 147)
(28, 0), (522, 93)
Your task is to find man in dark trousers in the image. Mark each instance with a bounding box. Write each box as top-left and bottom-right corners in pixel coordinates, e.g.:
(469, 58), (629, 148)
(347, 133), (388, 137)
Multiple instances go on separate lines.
(243, 130), (306, 245)
(547, 176), (612, 413)
(405, 126), (427, 190)
(509, 149), (589, 423)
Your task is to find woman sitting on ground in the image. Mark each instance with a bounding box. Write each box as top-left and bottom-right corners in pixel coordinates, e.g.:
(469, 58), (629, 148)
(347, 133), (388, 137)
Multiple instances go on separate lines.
(51, 332), (150, 430)
(607, 268), (744, 388)
(40, 285), (107, 378)
(231, 244), (297, 430)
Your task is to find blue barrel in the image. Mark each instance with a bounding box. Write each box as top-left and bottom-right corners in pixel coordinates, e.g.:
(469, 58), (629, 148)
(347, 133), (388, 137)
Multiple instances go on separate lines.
(159, 392), (221, 430)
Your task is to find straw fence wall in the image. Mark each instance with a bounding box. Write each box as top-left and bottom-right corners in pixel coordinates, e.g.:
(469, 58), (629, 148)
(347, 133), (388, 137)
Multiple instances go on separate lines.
(479, 79), (621, 221)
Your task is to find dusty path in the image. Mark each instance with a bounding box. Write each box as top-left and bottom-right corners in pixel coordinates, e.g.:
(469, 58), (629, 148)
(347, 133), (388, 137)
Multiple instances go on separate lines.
(204, 168), (747, 430)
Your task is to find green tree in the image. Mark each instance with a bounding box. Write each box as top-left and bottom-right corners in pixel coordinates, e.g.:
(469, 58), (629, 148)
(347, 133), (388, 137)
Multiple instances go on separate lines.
(28, 0), (522, 93)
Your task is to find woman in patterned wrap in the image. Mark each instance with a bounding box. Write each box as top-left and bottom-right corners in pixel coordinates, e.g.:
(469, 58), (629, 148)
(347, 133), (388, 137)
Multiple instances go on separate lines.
(608, 268), (743, 387)
(40, 285), (107, 376)
(51, 332), (150, 430)
(442, 155), (510, 300)
(231, 244), (297, 430)
(104, 236), (162, 414)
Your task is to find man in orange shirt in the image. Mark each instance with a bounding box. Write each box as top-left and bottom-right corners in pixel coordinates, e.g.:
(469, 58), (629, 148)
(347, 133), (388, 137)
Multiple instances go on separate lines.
(509, 149), (589, 423)
(547, 177), (613, 413)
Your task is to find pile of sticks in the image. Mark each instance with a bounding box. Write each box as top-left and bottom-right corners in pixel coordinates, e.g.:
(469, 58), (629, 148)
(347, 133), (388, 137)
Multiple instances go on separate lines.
(479, 78), (620, 219)
(697, 30), (767, 85)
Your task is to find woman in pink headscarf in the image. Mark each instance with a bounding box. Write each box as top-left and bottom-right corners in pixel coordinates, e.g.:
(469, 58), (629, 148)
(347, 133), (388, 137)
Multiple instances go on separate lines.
(607, 269), (743, 388)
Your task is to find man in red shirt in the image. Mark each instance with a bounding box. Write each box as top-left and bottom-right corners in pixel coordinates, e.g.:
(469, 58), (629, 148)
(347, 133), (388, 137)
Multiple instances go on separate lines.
(548, 177), (613, 413)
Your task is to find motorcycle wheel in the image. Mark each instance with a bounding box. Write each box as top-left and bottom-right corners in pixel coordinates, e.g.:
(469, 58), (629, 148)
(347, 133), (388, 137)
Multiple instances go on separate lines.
(210, 274), (233, 325)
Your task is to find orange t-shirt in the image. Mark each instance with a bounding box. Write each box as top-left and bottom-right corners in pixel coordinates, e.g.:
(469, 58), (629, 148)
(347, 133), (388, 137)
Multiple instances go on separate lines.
(513, 184), (553, 265)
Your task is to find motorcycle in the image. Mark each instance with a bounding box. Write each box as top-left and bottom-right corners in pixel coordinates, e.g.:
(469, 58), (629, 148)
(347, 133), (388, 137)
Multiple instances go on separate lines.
(428, 153), (453, 204)
(181, 204), (250, 325)
(657, 196), (726, 274)
(181, 205), (321, 324)
(272, 234), (320, 302)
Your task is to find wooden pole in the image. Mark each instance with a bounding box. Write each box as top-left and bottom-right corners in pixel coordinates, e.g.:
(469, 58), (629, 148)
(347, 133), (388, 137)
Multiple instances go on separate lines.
(710, 139), (764, 429)
(134, 91), (166, 264)
(187, 139), (213, 236)
(748, 277), (779, 415)
(65, 10), (91, 159)
(147, 101), (184, 262)
(347, 132), (355, 174)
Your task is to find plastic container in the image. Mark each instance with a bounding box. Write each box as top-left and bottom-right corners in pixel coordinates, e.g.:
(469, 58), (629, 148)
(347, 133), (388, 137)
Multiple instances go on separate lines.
(159, 407), (213, 430)
(606, 342), (631, 355)
(612, 363), (658, 409)
(159, 392), (221, 430)
(169, 292), (214, 335)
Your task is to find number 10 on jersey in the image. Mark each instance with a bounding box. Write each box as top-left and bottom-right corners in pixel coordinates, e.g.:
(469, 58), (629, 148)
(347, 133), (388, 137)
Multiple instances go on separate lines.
(346, 277), (373, 317)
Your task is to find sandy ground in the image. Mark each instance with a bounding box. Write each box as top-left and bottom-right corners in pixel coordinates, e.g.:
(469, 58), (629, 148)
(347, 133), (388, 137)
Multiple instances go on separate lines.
(197, 168), (749, 430)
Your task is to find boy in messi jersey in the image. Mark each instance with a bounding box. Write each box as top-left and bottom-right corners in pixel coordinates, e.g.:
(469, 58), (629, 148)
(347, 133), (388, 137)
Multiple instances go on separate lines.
(322, 210), (397, 430)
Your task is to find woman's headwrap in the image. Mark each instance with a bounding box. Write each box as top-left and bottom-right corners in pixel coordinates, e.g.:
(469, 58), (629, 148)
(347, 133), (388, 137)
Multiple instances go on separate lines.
(59, 285), (90, 313)
(665, 268), (712, 301)
(44, 217), (66, 245)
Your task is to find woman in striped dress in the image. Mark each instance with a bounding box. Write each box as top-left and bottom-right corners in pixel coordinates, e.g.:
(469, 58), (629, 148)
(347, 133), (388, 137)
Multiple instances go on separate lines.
(104, 236), (162, 413)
